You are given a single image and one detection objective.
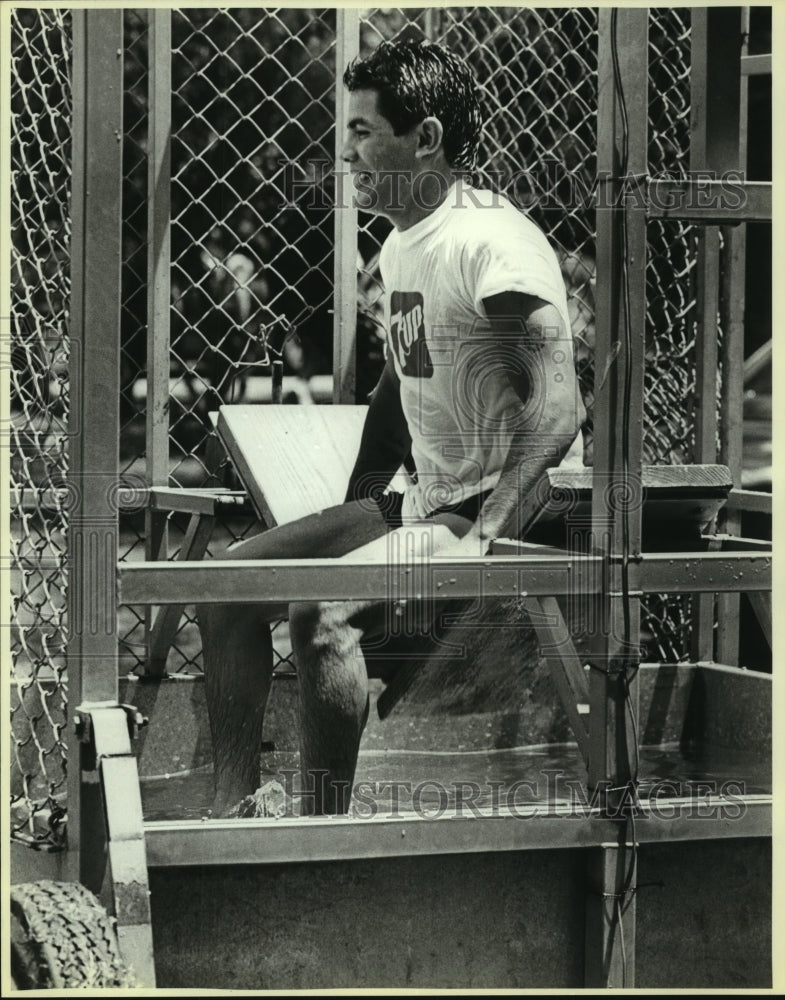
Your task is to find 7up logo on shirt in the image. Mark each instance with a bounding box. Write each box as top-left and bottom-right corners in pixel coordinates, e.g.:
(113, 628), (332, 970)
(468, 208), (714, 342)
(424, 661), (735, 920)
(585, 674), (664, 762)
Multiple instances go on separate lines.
(389, 291), (433, 378)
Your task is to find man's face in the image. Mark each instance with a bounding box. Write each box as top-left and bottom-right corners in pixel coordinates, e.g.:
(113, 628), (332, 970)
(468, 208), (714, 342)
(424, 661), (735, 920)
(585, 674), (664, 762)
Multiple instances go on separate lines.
(341, 88), (420, 216)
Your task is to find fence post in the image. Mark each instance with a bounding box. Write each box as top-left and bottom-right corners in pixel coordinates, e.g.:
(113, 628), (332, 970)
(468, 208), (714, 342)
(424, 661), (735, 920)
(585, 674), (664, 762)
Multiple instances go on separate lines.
(716, 8), (748, 665)
(688, 8), (743, 663)
(144, 8), (173, 676)
(333, 7), (359, 403)
(585, 8), (649, 988)
(67, 7), (124, 885)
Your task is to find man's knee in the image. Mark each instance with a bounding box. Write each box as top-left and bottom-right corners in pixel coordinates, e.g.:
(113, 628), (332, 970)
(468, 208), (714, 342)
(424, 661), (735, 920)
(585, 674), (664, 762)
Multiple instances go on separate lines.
(290, 600), (347, 655)
(289, 600), (367, 681)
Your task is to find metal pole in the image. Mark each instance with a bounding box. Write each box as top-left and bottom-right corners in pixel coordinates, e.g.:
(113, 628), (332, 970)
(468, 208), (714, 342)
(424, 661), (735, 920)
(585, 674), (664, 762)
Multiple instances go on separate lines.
(333, 7), (359, 403)
(716, 7), (748, 665)
(66, 7), (124, 883)
(586, 8), (649, 987)
(144, 8), (173, 676)
(688, 8), (744, 662)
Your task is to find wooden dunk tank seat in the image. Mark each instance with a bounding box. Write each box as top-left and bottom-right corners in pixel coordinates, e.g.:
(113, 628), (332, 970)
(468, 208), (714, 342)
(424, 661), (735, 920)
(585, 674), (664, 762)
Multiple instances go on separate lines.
(206, 404), (733, 752)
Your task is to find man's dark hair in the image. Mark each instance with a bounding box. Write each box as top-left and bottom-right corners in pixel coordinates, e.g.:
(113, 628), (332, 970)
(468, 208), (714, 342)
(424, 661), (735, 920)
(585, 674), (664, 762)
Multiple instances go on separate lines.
(343, 40), (483, 171)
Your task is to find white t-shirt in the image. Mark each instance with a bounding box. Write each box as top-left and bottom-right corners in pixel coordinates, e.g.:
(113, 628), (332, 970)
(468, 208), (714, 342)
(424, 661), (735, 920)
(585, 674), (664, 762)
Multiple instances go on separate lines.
(379, 181), (579, 519)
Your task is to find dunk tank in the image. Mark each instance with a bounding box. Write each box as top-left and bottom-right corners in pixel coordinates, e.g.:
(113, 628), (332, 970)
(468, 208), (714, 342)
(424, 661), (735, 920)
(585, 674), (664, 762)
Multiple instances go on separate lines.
(7, 6), (773, 990)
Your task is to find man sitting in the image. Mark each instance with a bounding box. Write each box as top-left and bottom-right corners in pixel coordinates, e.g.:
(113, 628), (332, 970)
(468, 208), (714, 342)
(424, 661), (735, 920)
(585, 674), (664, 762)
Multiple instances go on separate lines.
(199, 40), (584, 815)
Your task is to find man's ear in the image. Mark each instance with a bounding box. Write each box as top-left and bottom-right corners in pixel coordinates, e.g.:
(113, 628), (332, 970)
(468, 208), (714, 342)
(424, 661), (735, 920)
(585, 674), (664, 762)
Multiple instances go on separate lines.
(415, 116), (444, 159)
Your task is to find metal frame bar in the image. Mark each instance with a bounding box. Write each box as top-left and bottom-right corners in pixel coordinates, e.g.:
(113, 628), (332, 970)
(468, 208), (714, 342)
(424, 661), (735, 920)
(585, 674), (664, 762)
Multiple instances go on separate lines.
(645, 179), (771, 223)
(143, 8), (174, 676)
(332, 8), (360, 403)
(66, 14), (156, 983)
(67, 7), (125, 886)
(142, 796), (772, 869)
(118, 550), (772, 606)
(145, 9), (172, 493)
(689, 7), (745, 663)
(741, 53), (771, 75)
(78, 706), (156, 986)
(717, 6), (751, 665)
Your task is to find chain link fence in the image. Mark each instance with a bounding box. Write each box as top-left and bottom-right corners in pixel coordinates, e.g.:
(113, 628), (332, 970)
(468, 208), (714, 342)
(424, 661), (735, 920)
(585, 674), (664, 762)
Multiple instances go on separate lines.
(10, 7), (72, 849)
(10, 7), (710, 847)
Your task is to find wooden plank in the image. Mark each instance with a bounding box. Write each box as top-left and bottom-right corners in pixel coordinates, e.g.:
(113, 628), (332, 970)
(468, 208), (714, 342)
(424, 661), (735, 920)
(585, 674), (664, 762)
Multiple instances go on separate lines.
(726, 489), (772, 514)
(550, 463), (732, 490)
(520, 464), (732, 542)
(646, 180), (771, 223)
(216, 404), (365, 523)
(216, 404), (408, 524)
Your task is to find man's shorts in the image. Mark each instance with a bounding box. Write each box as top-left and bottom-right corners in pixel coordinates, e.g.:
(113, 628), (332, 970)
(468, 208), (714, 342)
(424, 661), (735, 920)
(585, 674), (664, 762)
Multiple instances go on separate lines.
(374, 489), (493, 531)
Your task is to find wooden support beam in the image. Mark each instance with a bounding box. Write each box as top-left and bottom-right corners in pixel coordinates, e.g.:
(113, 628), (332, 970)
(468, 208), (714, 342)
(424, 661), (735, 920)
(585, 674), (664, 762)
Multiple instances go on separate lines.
(522, 597), (590, 764)
(147, 511), (216, 675)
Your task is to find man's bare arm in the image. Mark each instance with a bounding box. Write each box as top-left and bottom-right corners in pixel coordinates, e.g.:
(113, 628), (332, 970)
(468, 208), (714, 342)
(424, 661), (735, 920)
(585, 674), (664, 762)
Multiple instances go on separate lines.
(461, 290), (585, 550)
(344, 353), (412, 503)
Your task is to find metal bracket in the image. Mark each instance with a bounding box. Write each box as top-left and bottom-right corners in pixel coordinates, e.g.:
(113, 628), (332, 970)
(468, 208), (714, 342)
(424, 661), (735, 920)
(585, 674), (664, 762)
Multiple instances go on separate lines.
(73, 704), (156, 987)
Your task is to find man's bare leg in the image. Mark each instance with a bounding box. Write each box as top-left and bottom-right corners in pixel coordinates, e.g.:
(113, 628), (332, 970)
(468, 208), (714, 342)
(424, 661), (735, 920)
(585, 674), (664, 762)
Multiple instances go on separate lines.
(289, 513), (479, 815)
(200, 602), (274, 815)
(197, 499), (394, 814)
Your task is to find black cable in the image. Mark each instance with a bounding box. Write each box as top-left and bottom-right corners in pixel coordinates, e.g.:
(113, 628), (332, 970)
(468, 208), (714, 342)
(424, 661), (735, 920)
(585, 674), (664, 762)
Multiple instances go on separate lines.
(607, 13), (643, 985)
